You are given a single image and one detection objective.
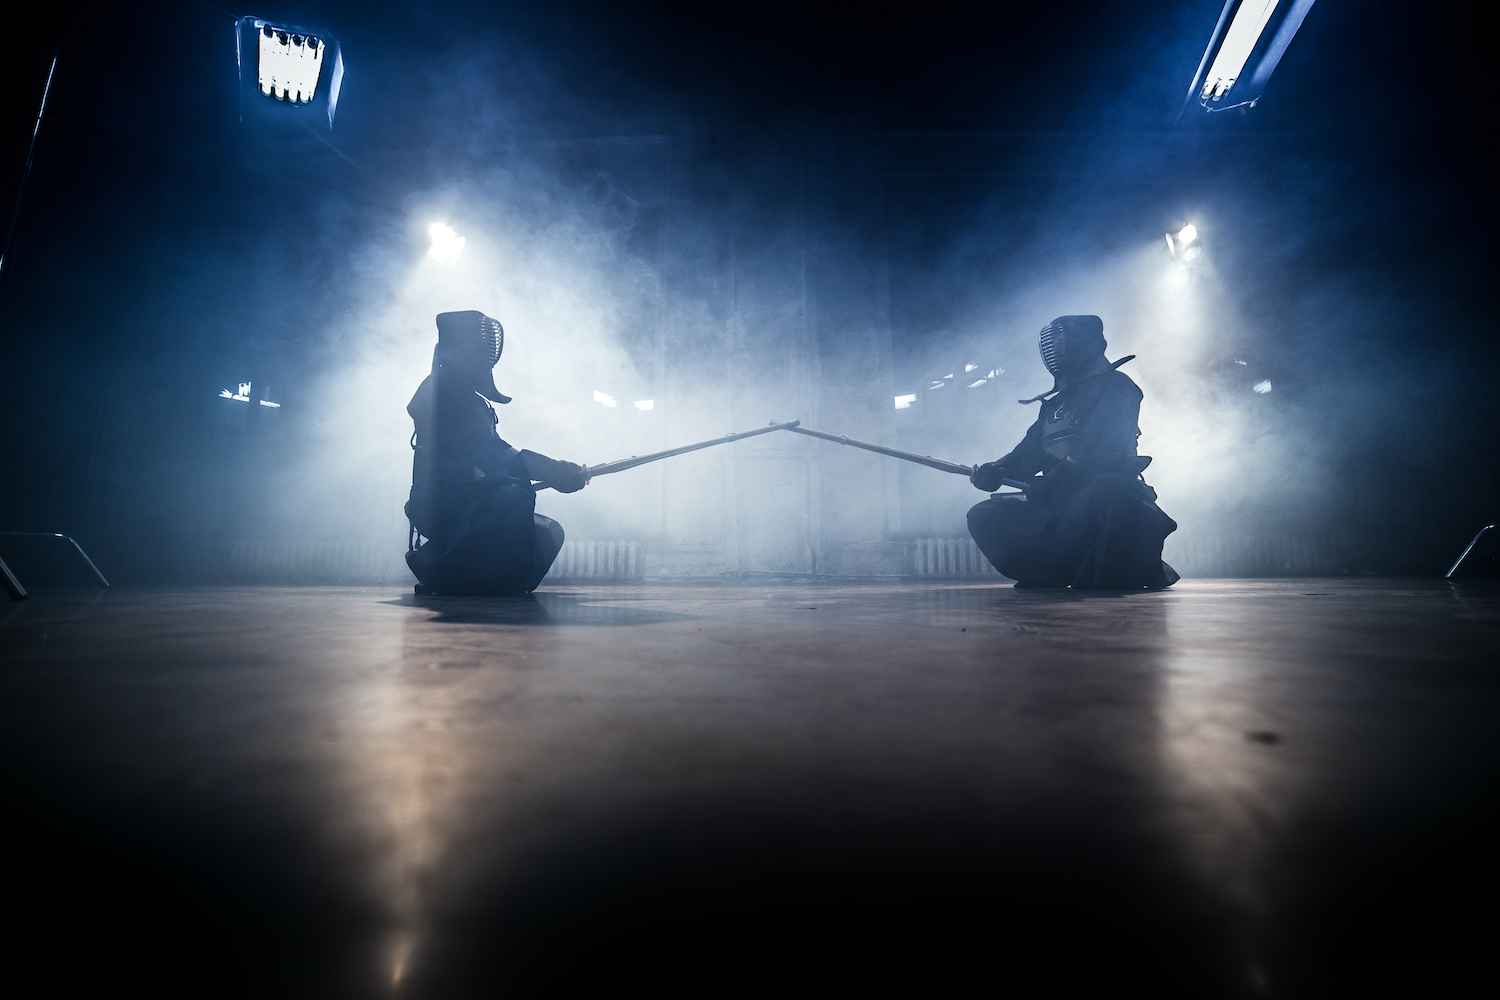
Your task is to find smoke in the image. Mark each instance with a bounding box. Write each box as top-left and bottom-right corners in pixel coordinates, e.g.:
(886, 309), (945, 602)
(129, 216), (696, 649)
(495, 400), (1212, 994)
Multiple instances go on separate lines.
(4, 2), (1489, 582)
(270, 43), (808, 569)
(262, 23), (1464, 578)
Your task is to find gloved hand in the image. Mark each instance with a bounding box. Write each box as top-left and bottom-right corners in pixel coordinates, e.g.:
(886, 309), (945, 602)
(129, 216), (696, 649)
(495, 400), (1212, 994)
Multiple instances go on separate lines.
(548, 460), (588, 493)
(971, 461), (1008, 492)
(520, 450), (588, 493)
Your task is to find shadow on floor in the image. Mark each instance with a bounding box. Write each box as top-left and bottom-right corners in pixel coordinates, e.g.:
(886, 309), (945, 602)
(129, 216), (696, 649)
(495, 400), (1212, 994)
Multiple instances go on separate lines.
(381, 591), (696, 627)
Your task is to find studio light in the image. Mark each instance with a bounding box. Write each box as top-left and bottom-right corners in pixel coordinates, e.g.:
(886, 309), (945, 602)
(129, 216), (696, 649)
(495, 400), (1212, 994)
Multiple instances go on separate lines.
(1181, 0), (1316, 115)
(1165, 223), (1202, 261)
(257, 26), (324, 103)
(235, 17), (345, 128)
(894, 394), (916, 410)
(428, 224), (466, 264)
(593, 391), (618, 408)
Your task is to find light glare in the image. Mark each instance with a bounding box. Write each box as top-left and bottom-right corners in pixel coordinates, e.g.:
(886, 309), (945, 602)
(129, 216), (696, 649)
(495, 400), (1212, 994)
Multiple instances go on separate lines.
(1177, 224), (1198, 245)
(428, 224), (466, 264)
(257, 25), (325, 103)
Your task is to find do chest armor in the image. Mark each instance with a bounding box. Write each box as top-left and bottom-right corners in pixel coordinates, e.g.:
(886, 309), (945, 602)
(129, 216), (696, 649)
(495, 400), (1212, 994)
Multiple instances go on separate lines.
(1041, 398), (1079, 460)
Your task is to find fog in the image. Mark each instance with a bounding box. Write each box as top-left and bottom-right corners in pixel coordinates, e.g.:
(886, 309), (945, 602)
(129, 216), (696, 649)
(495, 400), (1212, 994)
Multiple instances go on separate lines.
(0, 1), (1492, 582)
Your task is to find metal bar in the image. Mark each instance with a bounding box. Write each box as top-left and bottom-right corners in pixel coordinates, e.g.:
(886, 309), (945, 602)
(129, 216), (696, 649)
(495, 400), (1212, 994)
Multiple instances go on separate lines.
(782, 425), (1029, 491)
(1, 556), (26, 600)
(0, 532), (110, 588)
(1446, 524), (1497, 579)
(64, 536), (111, 587)
(531, 420), (801, 491)
(0, 44), (60, 296)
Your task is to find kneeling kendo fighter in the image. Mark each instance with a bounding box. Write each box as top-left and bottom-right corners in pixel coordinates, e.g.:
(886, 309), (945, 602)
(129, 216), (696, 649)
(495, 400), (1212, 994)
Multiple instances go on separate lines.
(405, 310), (588, 595)
(967, 315), (1179, 589)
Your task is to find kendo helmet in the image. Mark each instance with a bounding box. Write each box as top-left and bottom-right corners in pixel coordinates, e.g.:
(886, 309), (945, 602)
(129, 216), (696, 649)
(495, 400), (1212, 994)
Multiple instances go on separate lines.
(1021, 315), (1128, 404)
(1038, 315), (1106, 377)
(433, 310), (511, 403)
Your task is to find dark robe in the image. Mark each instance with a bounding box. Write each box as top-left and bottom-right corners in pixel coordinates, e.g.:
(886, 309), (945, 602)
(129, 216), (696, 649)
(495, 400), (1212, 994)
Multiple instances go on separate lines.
(967, 368), (1179, 589)
(403, 371), (564, 595)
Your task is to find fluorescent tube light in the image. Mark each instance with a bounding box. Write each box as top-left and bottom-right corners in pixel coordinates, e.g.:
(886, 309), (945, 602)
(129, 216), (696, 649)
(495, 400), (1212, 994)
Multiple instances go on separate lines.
(1180, 0), (1317, 116)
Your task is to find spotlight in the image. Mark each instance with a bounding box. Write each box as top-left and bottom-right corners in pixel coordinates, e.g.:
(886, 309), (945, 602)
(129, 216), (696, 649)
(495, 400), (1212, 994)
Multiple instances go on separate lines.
(1165, 223), (1202, 261)
(428, 224), (466, 264)
(633, 399), (654, 410)
(1182, 0), (1317, 115)
(257, 26), (324, 103)
(593, 391), (618, 408)
(235, 17), (345, 127)
(894, 394), (916, 410)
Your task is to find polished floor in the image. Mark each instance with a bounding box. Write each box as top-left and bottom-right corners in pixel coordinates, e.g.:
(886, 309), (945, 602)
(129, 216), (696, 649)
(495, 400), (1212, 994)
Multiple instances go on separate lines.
(1, 579), (1495, 996)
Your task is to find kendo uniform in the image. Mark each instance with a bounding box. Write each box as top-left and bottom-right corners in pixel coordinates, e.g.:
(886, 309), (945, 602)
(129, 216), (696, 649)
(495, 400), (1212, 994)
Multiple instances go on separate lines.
(967, 315), (1179, 590)
(405, 311), (587, 595)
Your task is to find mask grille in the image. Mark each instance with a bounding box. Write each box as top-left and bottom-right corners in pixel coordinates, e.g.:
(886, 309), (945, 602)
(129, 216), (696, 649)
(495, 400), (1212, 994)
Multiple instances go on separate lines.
(1039, 322), (1064, 376)
(480, 317), (504, 367)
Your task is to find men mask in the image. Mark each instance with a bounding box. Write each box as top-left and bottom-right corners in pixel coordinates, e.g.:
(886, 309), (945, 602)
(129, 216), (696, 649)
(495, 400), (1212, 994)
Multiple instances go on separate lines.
(433, 310), (511, 404)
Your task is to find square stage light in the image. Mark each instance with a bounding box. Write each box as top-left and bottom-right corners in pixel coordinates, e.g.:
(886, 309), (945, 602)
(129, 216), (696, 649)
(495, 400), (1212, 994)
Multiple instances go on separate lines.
(236, 16), (345, 128)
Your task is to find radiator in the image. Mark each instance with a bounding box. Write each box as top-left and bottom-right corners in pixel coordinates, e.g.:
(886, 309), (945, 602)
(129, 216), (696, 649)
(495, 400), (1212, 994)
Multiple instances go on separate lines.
(911, 537), (1004, 579)
(544, 539), (644, 581)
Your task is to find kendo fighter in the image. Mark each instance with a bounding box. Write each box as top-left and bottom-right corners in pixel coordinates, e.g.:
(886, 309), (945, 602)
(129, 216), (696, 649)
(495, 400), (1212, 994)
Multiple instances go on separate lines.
(404, 310), (588, 595)
(967, 315), (1179, 589)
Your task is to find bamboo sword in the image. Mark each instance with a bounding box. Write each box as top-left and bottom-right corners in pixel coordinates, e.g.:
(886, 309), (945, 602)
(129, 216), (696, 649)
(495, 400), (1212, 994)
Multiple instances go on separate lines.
(781, 425), (1029, 491)
(530, 419), (802, 491)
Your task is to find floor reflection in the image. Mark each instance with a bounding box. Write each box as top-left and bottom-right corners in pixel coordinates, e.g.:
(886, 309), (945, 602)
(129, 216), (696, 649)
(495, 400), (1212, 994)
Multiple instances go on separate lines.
(1156, 599), (1301, 993)
(326, 614), (542, 991)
